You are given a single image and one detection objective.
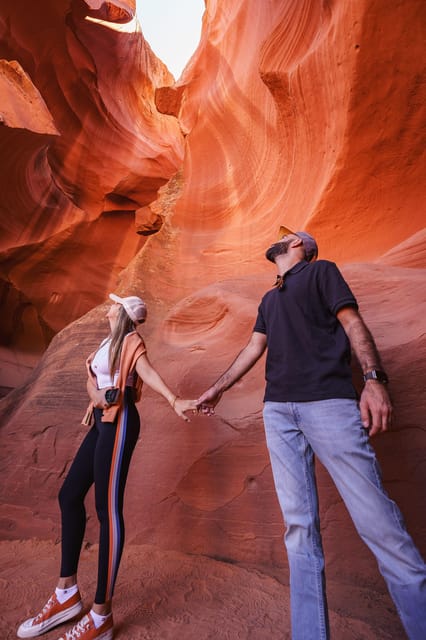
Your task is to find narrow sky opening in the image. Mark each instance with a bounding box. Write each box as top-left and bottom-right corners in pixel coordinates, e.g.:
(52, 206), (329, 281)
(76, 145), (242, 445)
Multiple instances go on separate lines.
(135, 0), (204, 79)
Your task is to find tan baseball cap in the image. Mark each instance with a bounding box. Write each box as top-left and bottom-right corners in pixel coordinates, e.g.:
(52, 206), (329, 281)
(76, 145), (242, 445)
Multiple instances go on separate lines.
(278, 225), (318, 262)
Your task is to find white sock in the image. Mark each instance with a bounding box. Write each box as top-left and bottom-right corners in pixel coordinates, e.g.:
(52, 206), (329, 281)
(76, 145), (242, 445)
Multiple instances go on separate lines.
(55, 584), (78, 604)
(90, 610), (111, 629)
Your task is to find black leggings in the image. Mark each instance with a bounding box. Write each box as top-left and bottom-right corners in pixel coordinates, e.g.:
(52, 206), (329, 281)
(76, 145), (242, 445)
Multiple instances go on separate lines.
(58, 389), (140, 603)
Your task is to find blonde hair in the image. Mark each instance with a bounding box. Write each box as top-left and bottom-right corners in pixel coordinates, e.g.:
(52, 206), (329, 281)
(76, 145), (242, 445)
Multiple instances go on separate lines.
(108, 305), (136, 378)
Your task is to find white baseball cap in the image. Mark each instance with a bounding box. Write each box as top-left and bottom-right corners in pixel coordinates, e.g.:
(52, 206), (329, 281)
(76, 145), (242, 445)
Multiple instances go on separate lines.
(109, 293), (147, 323)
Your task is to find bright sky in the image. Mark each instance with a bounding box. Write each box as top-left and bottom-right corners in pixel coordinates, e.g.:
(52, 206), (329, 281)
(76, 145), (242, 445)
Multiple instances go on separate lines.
(135, 0), (204, 79)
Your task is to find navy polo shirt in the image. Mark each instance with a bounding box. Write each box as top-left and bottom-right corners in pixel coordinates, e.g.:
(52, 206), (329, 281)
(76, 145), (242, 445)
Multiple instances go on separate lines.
(253, 260), (358, 402)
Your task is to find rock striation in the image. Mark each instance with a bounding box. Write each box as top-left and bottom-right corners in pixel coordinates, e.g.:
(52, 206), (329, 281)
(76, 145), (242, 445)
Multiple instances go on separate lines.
(0, 0), (183, 389)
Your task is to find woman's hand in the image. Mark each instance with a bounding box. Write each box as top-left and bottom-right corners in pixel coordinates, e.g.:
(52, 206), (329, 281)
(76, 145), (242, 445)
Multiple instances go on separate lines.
(92, 386), (113, 409)
(87, 376), (108, 409)
(172, 397), (198, 422)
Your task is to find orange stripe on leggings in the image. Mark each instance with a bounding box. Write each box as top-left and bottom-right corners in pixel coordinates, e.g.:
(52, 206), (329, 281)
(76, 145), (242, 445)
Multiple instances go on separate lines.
(106, 404), (127, 600)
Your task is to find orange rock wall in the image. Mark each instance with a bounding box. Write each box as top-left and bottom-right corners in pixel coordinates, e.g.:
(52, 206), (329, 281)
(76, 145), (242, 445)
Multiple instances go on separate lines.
(0, 0), (183, 388)
(0, 0), (425, 604)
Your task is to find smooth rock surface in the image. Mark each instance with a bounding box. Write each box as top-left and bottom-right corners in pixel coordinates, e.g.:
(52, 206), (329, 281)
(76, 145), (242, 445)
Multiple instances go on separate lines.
(0, 1), (425, 638)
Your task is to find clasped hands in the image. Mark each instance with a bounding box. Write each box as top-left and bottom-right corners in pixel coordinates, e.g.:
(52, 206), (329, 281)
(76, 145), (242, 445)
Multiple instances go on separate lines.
(195, 386), (222, 416)
(178, 386), (222, 420)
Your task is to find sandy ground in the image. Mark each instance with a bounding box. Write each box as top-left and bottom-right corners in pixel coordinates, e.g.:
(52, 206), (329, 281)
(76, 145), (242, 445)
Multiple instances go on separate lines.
(0, 540), (405, 640)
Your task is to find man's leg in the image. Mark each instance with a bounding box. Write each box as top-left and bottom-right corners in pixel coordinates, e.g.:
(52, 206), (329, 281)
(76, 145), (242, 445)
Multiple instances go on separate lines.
(297, 398), (426, 640)
(263, 401), (330, 640)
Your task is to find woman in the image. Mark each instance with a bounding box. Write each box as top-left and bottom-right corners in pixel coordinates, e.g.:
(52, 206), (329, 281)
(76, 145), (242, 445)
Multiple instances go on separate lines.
(17, 293), (196, 640)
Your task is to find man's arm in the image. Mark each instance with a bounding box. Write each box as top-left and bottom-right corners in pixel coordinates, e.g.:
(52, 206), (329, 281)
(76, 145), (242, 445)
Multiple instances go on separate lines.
(337, 306), (392, 436)
(197, 331), (267, 414)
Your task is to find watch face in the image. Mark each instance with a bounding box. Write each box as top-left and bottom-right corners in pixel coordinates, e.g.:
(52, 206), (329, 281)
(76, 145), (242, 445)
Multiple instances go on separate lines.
(365, 370), (388, 383)
(376, 371), (387, 382)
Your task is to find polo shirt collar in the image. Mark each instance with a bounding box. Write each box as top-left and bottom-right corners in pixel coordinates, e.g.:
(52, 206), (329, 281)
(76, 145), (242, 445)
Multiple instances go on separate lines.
(274, 260), (309, 289)
(287, 259), (309, 275)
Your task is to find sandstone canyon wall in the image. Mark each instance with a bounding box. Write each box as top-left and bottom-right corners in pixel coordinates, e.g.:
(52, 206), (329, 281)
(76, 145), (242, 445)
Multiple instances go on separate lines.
(0, 0), (183, 390)
(0, 0), (425, 633)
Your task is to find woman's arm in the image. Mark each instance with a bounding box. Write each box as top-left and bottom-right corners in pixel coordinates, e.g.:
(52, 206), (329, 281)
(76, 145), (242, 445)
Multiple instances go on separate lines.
(135, 353), (196, 421)
(86, 376), (112, 409)
(85, 352), (112, 409)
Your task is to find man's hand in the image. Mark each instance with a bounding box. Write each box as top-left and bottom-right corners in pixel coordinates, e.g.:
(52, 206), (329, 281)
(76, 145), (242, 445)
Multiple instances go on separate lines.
(360, 381), (392, 436)
(196, 386), (223, 416)
(195, 331), (267, 416)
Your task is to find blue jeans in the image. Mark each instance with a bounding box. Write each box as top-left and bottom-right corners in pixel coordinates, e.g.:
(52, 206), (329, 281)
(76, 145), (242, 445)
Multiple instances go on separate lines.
(263, 399), (426, 640)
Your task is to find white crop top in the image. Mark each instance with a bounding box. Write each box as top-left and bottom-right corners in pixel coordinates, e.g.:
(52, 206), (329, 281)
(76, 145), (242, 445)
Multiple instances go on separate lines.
(90, 338), (134, 389)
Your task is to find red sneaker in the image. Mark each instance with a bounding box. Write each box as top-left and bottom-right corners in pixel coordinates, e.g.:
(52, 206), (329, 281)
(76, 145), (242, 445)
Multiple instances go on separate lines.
(17, 591), (83, 638)
(57, 612), (113, 640)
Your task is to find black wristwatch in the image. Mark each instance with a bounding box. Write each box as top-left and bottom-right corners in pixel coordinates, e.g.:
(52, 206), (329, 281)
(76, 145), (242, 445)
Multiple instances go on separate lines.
(363, 369), (389, 384)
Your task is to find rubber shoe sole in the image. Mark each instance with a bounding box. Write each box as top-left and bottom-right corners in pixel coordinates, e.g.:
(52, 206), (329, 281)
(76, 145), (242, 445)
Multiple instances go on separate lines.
(17, 599), (83, 638)
(58, 629), (113, 640)
(92, 631), (113, 640)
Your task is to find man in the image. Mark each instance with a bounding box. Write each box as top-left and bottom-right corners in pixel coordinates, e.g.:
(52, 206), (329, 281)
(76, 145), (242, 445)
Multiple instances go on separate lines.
(196, 227), (426, 640)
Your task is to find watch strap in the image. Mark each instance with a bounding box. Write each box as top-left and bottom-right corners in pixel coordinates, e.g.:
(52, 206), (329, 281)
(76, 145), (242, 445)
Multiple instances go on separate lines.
(363, 369), (389, 384)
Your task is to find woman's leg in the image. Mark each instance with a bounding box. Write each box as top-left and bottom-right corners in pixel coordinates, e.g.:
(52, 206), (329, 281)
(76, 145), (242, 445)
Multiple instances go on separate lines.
(58, 424), (99, 579)
(93, 395), (140, 609)
(17, 427), (97, 638)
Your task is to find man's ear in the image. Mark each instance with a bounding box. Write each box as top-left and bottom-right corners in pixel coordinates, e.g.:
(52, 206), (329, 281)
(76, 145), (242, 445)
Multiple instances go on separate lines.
(290, 236), (303, 249)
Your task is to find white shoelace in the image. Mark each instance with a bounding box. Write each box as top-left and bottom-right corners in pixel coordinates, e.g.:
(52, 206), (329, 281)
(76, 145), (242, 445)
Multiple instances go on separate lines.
(34, 595), (56, 623)
(64, 615), (91, 639)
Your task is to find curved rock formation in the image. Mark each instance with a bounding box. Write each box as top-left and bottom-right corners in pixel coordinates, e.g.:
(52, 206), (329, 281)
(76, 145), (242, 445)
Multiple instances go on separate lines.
(0, 0), (183, 389)
(0, 1), (425, 637)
